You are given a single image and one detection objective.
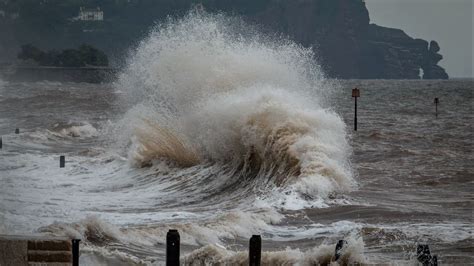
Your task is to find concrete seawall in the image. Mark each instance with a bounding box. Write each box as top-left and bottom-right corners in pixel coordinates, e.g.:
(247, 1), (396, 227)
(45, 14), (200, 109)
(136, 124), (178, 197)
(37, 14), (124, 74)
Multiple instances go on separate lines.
(0, 66), (118, 83)
(0, 235), (74, 266)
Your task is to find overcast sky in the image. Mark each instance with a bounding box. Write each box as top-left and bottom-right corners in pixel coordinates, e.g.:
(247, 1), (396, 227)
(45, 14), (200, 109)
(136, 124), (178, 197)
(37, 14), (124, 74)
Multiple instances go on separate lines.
(365, 0), (473, 78)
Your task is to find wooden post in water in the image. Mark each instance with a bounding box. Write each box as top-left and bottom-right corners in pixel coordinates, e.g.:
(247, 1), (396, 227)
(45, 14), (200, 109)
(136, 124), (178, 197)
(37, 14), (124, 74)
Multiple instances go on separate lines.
(0, 236), (73, 265)
(434, 97), (439, 117)
(249, 235), (261, 266)
(72, 239), (80, 266)
(0, 136), (2, 149)
(166, 229), (180, 266)
(417, 244), (438, 266)
(334, 240), (347, 261)
(352, 88), (360, 131)
(15, 128), (19, 134)
(60, 156), (65, 168)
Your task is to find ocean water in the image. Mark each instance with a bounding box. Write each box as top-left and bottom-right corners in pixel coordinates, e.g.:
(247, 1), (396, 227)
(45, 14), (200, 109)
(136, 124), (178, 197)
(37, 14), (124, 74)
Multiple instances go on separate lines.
(0, 13), (472, 265)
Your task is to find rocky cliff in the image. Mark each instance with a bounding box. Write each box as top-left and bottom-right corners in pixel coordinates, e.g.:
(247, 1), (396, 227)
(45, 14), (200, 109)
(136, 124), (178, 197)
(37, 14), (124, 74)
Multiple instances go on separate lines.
(241, 0), (448, 79)
(0, 0), (449, 79)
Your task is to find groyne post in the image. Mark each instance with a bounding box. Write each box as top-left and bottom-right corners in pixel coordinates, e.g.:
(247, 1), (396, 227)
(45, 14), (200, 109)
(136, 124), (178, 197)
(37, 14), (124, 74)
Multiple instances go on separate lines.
(60, 156), (65, 168)
(15, 128), (19, 134)
(434, 98), (439, 117)
(0, 136), (2, 149)
(334, 239), (347, 261)
(72, 239), (80, 266)
(417, 244), (438, 266)
(166, 229), (180, 266)
(249, 235), (261, 266)
(352, 88), (360, 131)
(0, 235), (73, 265)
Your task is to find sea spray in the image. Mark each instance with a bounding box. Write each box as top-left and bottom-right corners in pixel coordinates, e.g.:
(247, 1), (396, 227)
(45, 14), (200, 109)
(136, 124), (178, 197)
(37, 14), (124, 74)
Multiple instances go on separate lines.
(116, 11), (354, 200)
(39, 215), (370, 265)
(182, 236), (368, 265)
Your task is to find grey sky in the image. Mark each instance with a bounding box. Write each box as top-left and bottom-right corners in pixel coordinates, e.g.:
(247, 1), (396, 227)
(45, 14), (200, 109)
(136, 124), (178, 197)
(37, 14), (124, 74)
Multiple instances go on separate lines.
(365, 0), (473, 78)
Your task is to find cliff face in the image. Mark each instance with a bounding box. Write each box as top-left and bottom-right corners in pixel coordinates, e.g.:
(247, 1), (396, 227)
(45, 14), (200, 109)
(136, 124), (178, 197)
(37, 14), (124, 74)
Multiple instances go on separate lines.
(0, 0), (449, 79)
(244, 0), (448, 79)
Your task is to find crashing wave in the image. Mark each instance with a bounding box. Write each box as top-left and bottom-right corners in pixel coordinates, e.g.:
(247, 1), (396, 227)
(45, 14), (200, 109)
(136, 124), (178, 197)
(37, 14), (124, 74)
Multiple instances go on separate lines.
(116, 11), (354, 198)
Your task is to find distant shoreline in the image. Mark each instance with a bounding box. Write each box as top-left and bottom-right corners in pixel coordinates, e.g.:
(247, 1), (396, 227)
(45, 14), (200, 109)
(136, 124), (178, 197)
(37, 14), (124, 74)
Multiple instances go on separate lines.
(0, 66), (119, 83)
(0, 66), (468, 83)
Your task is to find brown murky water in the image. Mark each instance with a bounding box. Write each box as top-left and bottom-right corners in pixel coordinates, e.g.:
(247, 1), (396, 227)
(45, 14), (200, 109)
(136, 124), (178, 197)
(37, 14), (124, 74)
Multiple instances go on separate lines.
(1, 79), (472, 265)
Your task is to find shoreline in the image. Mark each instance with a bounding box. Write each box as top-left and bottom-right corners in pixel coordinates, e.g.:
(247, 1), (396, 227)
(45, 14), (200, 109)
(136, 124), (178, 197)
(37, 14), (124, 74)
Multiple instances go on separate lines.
(1, 67), (468, 84)
(0, 66), (119, 83)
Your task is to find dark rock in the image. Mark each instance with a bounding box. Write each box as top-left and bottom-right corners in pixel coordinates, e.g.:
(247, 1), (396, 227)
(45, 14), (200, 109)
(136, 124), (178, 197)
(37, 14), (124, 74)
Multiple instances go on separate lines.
(423, 65), (449, 80)
(429, 41), (440, 53)
(422, 41), (448, 79)
(240, 0), (448, 79)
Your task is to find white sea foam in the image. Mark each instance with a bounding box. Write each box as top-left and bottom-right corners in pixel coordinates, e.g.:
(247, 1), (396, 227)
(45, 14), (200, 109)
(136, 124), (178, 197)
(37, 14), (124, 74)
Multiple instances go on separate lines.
(52, 122), (99, 138)
(182, 236), (368, 266)
(115, 11), (354, 205)
(39, 216), (370, 265)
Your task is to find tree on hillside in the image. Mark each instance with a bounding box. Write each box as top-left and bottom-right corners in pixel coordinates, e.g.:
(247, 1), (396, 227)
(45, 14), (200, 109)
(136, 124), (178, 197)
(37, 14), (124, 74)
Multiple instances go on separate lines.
(17, 44), (44, 62)
(78, 44), (108, 66)
(17, 44), (109, 67)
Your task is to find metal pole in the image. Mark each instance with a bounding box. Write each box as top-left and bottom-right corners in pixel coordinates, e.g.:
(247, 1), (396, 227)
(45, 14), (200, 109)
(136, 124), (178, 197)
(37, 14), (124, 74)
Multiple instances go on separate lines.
(354, 96), (358, 131)
(352, 88), (360, 131)
(166, 229), (180, 266)
(72, 239), (80, 266)
(60, 156), (65, 168)
(249, 235), (261, 266)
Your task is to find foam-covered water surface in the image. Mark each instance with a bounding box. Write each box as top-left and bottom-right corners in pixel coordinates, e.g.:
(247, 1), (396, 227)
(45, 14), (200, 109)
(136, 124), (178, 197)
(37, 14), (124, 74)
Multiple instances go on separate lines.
(0, 12), (472, 265)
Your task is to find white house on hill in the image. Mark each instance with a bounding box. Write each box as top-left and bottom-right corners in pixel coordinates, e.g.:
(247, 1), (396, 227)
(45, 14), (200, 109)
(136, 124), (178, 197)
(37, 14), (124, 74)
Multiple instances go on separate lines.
(78, 7), (103, 21)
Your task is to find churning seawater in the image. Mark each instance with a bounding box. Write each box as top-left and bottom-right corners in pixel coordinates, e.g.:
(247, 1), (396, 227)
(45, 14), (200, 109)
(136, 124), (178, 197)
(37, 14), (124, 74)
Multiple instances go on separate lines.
(0, 13), (473, 265)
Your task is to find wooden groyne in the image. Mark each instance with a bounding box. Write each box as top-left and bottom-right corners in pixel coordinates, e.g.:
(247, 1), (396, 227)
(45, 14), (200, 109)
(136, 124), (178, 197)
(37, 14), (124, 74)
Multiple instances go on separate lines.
(0, 235), (79, 266)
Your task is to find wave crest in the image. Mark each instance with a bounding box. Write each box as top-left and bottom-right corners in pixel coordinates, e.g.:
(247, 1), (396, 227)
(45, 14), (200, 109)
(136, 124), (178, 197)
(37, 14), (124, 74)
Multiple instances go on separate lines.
(133, 119), (200, 167)
(116, 11), (354, 198)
